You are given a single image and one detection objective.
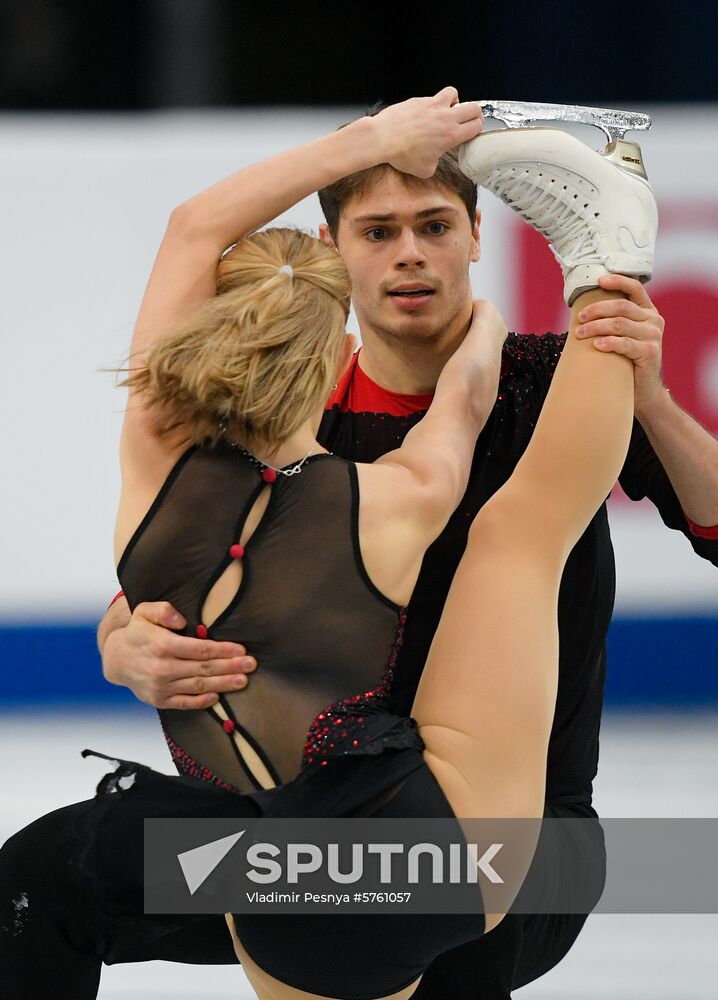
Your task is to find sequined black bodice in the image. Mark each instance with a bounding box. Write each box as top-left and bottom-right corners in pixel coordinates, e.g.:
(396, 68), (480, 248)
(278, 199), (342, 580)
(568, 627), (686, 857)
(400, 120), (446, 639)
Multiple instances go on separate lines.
(117, 443), (407, 794)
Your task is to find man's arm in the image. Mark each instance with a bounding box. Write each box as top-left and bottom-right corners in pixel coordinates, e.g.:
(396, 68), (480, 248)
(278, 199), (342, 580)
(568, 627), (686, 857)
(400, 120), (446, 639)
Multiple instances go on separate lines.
(98, 595), (257, 710)
(576, 273), (718, 541)
(633, 388), (718, 532)
(97, 594), (131, 660)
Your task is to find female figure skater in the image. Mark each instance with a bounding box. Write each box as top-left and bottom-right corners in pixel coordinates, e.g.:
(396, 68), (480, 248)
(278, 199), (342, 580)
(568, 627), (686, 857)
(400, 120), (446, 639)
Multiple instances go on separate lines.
(0, 91), (635, 1000)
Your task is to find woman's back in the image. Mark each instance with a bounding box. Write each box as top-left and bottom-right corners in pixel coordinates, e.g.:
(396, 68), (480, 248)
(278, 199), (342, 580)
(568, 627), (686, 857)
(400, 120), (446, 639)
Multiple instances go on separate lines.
(118, 441), (408, 795)
(113, 210), (505, 801)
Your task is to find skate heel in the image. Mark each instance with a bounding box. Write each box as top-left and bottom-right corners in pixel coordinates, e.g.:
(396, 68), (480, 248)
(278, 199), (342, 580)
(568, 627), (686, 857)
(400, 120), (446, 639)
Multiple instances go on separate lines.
(599, 139), (648, 180)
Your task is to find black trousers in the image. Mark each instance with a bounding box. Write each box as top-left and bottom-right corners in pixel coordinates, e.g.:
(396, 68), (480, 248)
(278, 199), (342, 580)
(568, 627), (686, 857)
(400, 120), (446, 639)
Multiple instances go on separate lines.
(0, 789), (597, 1000)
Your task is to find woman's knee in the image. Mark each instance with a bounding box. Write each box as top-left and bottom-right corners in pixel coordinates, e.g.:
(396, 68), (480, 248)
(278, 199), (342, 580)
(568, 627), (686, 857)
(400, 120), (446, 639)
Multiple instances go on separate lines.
(468, 488), (568, 565)
(468, 489), (530, 546)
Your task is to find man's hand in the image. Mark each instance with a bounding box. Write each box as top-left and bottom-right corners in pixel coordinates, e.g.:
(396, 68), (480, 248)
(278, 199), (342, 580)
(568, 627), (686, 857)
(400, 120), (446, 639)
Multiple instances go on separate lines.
(573, 273), (665, 416)
(102, 601), (256, 710)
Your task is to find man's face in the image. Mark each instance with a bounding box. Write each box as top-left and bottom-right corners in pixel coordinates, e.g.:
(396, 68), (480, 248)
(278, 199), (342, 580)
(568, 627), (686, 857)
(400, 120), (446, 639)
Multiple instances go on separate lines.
(319, 172), (480, 350)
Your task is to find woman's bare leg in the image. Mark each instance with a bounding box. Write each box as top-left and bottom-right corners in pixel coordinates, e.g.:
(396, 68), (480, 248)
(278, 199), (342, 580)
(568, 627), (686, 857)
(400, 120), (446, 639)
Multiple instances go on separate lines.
(411, 288), (634, 931)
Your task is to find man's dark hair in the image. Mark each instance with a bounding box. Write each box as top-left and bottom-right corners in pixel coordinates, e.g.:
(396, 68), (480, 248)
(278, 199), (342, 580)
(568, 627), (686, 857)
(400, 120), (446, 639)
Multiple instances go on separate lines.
(317, 100), (478, 244)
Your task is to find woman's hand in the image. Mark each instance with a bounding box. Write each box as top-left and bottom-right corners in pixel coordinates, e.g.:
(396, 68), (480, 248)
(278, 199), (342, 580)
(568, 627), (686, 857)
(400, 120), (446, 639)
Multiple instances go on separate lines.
(449, 299), (507, 423)
(368, 87), (484, 178)
(459, 298), (508, 371)
(467, 298), (509, 347)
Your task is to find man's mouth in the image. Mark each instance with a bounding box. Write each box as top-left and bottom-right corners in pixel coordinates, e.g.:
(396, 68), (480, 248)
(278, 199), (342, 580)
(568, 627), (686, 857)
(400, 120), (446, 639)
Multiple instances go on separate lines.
(388, 286), (436, 308)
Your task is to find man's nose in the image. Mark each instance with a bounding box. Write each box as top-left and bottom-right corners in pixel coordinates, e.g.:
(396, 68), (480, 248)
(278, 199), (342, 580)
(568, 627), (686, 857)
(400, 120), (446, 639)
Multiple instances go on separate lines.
(393, 229), (426, 268)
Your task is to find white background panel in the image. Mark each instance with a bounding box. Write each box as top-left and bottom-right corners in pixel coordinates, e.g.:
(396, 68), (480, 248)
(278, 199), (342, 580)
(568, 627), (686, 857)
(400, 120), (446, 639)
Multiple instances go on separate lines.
(1, 107), (717, 618)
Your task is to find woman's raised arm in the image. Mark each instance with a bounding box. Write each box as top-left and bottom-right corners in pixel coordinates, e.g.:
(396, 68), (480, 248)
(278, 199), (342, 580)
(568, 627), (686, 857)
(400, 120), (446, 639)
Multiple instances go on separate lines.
(128, 88), (484, 364)
(129, 114), (378, 366)
(118, 90), (484, 485)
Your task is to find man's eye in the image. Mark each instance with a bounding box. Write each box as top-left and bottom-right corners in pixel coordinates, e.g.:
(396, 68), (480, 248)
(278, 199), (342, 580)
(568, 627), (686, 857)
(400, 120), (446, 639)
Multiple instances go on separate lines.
(365, 223), (447, 241)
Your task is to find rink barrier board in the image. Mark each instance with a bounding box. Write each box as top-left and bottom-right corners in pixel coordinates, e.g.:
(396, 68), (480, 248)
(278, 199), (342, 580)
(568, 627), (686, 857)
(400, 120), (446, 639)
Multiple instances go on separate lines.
(0, 617), (716, 707)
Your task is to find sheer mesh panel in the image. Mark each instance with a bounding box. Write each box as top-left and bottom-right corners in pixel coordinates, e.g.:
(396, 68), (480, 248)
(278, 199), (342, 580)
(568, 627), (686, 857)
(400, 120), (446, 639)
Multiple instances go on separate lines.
(118, 442), (402, 794)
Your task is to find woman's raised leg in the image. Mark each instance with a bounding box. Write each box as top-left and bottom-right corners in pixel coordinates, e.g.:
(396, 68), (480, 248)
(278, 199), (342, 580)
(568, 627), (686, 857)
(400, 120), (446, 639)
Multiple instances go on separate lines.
(410, 287), (634, 930)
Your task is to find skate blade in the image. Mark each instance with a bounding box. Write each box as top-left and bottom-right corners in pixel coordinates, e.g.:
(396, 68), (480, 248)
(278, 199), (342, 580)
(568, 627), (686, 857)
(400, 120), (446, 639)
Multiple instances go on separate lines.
(477, 99), (652, 144)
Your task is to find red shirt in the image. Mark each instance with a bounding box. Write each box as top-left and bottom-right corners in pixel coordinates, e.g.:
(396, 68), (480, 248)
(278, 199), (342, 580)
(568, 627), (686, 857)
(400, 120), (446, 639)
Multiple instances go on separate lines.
(328, 349), (433, 417)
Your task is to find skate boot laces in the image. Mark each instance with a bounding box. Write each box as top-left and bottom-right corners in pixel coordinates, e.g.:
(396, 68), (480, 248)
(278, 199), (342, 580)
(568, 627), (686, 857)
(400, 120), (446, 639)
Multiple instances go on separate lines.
(485, 164), (607, 272)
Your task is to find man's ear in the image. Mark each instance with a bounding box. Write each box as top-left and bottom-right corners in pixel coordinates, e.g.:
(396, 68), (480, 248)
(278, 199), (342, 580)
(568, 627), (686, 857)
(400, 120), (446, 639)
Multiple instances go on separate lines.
(470, 208), (481, 264)
(319, 223), (337, 249)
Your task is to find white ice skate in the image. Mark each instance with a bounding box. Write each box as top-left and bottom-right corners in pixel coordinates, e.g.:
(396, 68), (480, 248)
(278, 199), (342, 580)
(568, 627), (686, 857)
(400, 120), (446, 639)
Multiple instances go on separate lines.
(458, 100), (658, 306)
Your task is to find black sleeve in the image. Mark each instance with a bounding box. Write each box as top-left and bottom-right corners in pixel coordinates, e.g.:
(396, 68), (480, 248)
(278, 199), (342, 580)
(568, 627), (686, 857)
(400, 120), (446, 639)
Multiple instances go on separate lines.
(618, 419), (718, 565)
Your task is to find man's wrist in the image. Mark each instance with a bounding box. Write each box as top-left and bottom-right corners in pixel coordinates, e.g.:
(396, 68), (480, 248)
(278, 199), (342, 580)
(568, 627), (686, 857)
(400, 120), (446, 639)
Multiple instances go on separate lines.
(636, 384), (673, 429)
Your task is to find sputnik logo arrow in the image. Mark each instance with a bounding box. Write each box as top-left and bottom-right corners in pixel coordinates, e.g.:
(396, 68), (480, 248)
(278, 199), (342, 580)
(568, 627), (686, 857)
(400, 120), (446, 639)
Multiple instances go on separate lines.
(177, 830), (246, 895)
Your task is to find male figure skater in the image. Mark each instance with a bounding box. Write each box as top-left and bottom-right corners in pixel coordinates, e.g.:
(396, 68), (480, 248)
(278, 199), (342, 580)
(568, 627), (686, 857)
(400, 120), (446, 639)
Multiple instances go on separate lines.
(97, 89), (718, 997)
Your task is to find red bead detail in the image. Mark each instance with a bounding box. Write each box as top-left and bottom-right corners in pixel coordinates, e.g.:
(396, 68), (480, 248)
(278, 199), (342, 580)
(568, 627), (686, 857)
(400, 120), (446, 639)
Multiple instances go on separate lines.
(300, 610), (407, 770)
(196, 624), (208, 639)
(262, 468), (277, 483)
(229, 544), (245, 559)
(222, 719), (236, 734)
(161, 730), (238, 794)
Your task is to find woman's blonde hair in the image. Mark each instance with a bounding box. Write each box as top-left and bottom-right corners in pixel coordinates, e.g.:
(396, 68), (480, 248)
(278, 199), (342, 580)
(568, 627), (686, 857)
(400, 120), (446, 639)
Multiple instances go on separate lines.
(122, 226), (351, 449)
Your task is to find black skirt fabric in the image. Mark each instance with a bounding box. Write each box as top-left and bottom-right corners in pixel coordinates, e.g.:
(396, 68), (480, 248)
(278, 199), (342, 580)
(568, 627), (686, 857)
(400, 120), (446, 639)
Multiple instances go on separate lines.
(74, 714), (486, 999)
(77, 713), (428, 918)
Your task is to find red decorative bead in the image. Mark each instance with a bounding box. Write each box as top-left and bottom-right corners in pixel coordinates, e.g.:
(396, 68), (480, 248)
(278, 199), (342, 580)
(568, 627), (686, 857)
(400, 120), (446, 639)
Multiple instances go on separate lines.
(222, 719), (236, 734)
(196, 624), (208, 638)
(229, 544), (245, 559)
(262, 468), (277, 483)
